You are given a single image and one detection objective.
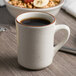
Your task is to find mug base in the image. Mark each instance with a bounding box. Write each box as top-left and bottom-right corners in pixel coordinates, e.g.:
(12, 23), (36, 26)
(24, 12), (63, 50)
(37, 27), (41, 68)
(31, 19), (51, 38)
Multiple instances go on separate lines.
(18, 63), (51, 71)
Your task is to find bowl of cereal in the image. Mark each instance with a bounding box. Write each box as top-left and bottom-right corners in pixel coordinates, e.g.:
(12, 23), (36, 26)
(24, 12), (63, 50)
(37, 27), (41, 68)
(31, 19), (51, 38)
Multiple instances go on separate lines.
(4, 0), (64, 18)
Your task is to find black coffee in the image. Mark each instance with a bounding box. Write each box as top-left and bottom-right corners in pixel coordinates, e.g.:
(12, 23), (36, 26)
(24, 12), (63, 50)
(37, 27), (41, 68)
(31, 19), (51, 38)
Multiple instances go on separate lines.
(20, 18), (51, 26)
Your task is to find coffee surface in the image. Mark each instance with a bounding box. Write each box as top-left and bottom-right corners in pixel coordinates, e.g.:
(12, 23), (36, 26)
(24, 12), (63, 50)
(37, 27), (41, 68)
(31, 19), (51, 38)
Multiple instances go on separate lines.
(20, 18), (51, 26)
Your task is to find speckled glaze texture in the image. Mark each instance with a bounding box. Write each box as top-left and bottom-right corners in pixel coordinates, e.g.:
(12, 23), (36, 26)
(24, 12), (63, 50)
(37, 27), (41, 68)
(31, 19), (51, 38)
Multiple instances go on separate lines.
(15, 12), (70, 70)
(4, 0), (64, 17)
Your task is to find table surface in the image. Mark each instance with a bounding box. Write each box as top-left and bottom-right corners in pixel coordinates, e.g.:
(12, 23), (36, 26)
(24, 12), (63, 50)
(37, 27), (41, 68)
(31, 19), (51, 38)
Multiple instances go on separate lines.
(0, 7), (76, 76)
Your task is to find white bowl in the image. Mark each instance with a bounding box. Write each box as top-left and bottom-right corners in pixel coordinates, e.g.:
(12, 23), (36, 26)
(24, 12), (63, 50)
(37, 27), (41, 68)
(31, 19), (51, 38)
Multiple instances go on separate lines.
(4, 0), (64, 18)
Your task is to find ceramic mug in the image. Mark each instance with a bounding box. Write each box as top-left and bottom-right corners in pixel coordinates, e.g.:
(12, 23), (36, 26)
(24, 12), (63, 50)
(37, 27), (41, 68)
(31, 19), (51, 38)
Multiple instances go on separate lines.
(16, 12), (70, 70)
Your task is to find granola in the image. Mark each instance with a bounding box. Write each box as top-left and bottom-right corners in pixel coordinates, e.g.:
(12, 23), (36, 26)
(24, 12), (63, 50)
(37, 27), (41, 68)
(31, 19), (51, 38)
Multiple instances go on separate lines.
(8, 0), (60, 9)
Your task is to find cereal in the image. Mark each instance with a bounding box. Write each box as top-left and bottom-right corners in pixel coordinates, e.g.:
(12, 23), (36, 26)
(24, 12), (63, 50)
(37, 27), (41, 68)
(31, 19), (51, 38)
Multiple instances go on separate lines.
(48, 1), (55, 7)
(8, 0), (60, 8)
(27, 3), (33, 8)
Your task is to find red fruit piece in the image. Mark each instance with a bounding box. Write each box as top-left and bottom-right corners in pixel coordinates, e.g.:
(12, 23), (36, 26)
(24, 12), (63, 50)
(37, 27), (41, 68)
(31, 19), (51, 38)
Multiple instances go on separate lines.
(23, 0), (34, 3)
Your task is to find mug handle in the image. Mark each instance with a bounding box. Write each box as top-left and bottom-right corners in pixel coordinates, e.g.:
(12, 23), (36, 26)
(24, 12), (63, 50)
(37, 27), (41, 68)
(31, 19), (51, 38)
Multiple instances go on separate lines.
(54, 24), (70, 55)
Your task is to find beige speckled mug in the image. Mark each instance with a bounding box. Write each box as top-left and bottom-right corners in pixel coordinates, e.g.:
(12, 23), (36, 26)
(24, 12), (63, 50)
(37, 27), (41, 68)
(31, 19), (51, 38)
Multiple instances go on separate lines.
(16, 12), (70, 70)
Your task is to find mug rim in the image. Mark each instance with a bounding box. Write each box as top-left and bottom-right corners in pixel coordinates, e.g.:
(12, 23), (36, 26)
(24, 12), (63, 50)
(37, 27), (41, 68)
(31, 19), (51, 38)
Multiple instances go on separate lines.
(16, 12), (56, 27)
